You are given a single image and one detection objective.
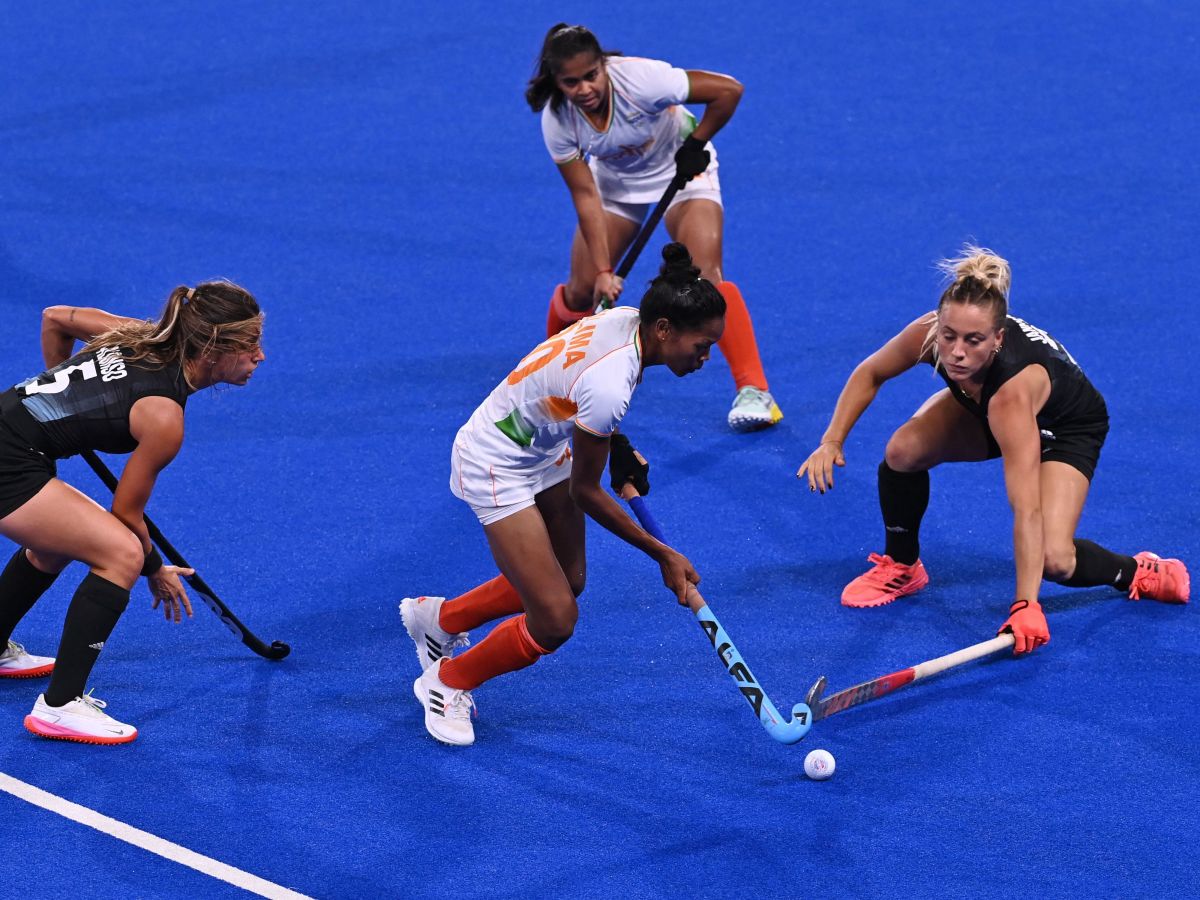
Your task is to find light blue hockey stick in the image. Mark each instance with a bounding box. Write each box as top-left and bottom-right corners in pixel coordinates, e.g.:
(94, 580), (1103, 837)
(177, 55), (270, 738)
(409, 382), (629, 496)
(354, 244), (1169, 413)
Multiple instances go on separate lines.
(620, 488), (812, 745)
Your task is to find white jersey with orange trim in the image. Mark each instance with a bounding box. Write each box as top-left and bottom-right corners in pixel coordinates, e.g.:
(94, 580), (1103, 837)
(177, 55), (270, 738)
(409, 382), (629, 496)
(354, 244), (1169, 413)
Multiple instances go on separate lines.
(454, 307), (642, 471)
(541, 56), (701, 204)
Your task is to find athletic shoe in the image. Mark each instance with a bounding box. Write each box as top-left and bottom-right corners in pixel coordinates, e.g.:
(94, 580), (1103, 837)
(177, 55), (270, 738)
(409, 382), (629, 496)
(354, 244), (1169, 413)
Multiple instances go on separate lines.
(1128, 552), (1190, 604)
(727, 386), (783, 433)
(0, 640), (54, 678)
(841, 553), (930, 608)
(413, 658), (475, 746)
(24, 692), (137, 745)
(400, 596), (470, 671)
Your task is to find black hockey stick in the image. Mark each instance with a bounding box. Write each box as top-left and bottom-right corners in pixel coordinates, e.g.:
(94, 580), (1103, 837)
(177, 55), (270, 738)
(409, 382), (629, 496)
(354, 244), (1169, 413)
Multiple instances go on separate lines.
(595, 176), (687, 311)
(80, 450), (290, 660)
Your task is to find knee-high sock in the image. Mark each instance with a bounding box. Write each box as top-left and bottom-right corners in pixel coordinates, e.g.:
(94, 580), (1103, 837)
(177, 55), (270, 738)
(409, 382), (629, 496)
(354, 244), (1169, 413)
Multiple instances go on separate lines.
(43, 573), (130, 707)
(440, 614), (549, 690)
(0, 549), (60, 647)
(1055, 539), (1137, 591)
(546, 284), (590, 337)
(715, 281), (768, 391)
(439, 575), (525, 634)
(879, 462), (930, 565)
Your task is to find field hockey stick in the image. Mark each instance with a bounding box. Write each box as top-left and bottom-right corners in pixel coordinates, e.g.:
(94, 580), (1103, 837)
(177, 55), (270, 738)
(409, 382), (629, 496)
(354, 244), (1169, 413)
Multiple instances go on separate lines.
(803, 633), (1013, 721)
(618, 484), (812, 744)
(595, 177), (686, 312)
(80, 450), (291, 660)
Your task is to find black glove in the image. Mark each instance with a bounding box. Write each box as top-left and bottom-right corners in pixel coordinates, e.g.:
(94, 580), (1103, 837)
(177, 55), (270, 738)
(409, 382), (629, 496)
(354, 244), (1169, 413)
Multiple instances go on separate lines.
(608, 432), (650, 496)
(673, 136), (710, 187)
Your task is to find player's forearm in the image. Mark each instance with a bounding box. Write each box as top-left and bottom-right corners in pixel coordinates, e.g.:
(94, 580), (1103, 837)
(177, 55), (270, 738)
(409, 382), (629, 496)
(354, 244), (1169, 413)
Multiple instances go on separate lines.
(820, 365), (883, 445)
(571, 193), (612, 271)
(41, 306), (126, 366)
(687, 74), (743, 143)
(570, 481), (670, 561)
(1010, 508), (1044, 602)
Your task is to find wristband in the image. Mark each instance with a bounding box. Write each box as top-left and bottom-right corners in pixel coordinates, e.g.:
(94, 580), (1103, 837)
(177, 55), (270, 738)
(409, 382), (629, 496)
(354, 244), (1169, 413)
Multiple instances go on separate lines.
(141, 547), (163, 577)
(596, 268), (613, 275)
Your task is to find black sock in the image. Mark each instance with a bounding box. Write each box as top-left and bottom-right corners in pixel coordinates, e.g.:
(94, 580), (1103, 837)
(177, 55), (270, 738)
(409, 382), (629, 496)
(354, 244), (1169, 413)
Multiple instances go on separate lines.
(879, 462), (929, 565)
(0, 548), (60, 647)
(43, 573), (129, 707)
(1057, 539), (1137, 591)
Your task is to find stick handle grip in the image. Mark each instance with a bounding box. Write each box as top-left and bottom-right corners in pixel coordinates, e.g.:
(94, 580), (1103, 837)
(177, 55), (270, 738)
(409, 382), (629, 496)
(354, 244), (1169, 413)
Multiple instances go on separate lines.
(912, 633), (1014, 681)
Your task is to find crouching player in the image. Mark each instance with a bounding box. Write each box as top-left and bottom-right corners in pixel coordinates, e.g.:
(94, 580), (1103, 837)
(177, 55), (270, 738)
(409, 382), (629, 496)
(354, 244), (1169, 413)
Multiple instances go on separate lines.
(797, 246), (1189, 654)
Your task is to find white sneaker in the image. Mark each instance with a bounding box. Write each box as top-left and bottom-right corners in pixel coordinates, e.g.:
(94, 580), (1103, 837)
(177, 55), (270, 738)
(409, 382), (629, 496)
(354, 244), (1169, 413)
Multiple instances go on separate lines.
(400, 596), (469, 671)
(413, 658), (475, 746)
(728, 386), (783, 432)
(0, 640), (54, 679)
(24, 692), (138, 745)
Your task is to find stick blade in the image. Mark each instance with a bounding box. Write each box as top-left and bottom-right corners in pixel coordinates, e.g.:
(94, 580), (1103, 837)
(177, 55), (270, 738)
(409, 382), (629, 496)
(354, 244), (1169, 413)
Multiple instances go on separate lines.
(805, 676), (827, 710)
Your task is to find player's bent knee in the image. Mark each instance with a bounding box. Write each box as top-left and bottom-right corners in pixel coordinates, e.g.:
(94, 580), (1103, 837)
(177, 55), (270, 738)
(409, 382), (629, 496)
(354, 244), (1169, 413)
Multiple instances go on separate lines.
(884, 433), (930, 473)
(103, 532), (145, 587)
(1043, 548), (1077, 583)
(526, 605), (578, 652)
(563, 280), (595, 313)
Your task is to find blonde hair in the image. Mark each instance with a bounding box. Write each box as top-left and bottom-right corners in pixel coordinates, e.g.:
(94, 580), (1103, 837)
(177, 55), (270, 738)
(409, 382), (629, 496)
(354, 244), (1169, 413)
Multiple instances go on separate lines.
(922, 245), (1011, 364)
(84, 279), (263, 390)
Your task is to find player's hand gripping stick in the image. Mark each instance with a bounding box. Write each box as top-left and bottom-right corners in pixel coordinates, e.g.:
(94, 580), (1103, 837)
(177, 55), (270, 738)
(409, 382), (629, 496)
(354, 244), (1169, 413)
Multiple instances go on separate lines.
(618, 484), (812, 745)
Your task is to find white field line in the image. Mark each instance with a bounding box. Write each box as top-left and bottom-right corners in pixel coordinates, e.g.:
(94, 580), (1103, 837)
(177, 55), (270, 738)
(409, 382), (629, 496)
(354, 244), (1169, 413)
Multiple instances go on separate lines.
(0, 771), (314, 900)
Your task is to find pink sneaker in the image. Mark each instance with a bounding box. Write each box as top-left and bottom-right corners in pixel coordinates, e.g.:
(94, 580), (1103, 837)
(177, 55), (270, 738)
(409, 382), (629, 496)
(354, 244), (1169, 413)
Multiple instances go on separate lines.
(841, 553), (930, 608)
(1128, 552), (1190, 604)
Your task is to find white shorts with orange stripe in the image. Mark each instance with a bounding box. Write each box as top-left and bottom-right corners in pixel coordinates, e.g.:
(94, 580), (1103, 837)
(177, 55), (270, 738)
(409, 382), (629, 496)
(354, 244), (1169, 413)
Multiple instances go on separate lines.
(451, 439), (573, 526)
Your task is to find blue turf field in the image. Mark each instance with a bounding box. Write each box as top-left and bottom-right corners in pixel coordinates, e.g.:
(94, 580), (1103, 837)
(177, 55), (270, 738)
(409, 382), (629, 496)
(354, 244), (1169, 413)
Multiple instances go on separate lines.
(1, 3), (1197, 898)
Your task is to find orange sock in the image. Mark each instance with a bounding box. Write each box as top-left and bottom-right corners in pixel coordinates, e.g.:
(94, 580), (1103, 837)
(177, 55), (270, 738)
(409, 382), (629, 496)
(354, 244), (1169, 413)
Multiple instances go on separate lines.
(715, 281), (769, 391)
(546, 283), (590, 337)
(440, 614), (549, 690)
(439, 575), (524, 634)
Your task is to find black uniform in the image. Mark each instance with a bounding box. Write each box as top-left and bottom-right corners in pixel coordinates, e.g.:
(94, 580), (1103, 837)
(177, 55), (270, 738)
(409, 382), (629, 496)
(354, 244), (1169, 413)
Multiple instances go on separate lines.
(935, 315), (1109, 479)
(0, 346), (189, 517)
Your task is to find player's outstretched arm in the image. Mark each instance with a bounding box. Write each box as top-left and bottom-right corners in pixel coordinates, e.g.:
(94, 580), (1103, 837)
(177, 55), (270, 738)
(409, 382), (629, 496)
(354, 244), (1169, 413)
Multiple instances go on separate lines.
(988, 367), (1052, 654)
(798, 313), (933, 493)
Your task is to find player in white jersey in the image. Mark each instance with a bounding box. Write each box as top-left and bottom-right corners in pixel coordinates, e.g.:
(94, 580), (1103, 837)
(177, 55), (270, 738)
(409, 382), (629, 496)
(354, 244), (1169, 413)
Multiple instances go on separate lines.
(526, 23), (782, 433)
(402, 244), (725, 746)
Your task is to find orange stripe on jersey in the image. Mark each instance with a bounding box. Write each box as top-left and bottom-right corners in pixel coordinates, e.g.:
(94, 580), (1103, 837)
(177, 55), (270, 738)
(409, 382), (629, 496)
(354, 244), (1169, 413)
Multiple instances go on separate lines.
(543, 396), (578, 421)
(575, 420), (613, 438)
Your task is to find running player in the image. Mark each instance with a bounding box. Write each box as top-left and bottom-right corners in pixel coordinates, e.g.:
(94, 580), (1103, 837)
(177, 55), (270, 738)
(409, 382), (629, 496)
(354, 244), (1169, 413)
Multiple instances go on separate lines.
(0, 282), (265, 743)
(797, 246), (1189, 653)
(402, 243), (722, 746)
(527, 23), (781, 433)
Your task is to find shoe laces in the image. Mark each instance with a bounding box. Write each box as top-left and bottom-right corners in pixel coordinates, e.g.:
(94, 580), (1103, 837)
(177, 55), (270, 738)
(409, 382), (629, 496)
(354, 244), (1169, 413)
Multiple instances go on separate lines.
(75, 689), (108, 712)
(444, 632), (471, 654)
(444, 687), (476, 721)
(2, 640), (24, 660)
(734, 386), (771, 407)
(862, 552), (908, 583)
(1129, 556), (1159, 600)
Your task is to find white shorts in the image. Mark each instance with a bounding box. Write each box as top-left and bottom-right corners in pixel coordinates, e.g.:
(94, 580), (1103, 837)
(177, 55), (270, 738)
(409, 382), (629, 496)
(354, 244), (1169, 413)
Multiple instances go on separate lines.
(599, 153), (723, 224)
(450, 441), (574, 526)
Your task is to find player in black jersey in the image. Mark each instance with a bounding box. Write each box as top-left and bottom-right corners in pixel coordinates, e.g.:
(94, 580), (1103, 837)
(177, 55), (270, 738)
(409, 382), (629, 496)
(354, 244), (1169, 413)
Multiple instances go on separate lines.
(797, 246), (1188, 654)
(0, 281), (264, 743)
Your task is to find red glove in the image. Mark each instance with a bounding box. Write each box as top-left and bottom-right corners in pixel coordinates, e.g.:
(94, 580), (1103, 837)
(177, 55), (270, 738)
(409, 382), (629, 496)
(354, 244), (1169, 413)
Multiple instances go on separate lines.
(999, 599), (1049, 654)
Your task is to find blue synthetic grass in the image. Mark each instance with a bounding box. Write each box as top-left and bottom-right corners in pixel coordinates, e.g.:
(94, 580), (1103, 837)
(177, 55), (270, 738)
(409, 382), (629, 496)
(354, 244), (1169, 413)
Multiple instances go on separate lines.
(1, 3), (1197, 898)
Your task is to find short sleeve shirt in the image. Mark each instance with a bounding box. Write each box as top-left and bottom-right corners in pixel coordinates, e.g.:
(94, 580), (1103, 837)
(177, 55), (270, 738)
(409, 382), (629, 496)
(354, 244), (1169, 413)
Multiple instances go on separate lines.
(454, 307), (643, 470)
(540, 56), (694, 203)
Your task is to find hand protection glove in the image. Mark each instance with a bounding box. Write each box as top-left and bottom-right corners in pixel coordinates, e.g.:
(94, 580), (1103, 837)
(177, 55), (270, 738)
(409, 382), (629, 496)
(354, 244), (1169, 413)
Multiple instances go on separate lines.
(998, 599), (1049, 654)
(608, 432), (650, 496)
(673, 136), (710, 187)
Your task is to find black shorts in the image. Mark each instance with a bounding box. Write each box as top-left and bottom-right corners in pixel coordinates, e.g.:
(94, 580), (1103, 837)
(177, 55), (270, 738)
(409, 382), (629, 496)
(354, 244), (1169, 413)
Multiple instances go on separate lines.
(0, 418), (56, 519)
(984, 420), (1108, 481)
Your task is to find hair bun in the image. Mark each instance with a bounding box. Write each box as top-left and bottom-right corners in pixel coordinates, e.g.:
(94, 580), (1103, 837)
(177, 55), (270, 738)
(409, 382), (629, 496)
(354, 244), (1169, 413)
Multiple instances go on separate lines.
(658, 242), (700, 284)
